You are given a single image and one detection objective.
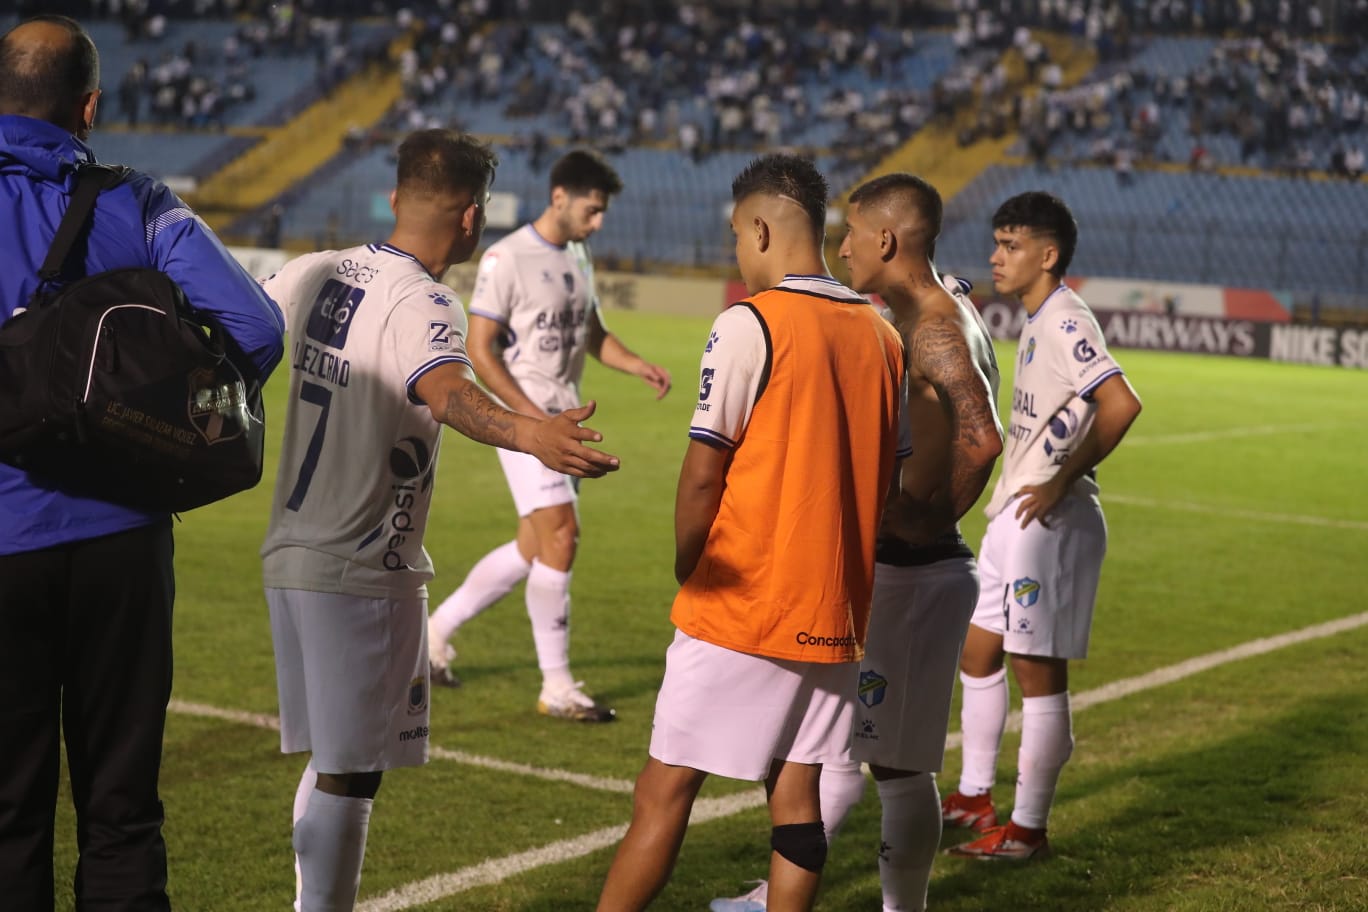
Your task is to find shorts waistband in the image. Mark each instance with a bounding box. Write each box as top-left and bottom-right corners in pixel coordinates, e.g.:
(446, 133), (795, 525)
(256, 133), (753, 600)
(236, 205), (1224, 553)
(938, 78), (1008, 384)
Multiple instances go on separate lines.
(875, 531), (973, 568)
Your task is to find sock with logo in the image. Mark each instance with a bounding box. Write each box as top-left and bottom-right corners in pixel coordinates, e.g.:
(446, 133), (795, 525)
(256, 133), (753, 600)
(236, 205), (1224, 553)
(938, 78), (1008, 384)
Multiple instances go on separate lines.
(957, 667), (1008, 796)
(526, 559), (574, 691)
(876, 772), (941, 912)
(429, 541), (531, 644)
(293, 788), (372, 912)
(1011, 692), (1074, 830)
(292, 763), (317, 912)
(819, 758), (866, 843)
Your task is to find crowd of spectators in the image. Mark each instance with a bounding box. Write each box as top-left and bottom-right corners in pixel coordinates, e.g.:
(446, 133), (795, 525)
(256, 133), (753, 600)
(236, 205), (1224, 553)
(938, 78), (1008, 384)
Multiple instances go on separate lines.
(1006, 24), (1367, 181)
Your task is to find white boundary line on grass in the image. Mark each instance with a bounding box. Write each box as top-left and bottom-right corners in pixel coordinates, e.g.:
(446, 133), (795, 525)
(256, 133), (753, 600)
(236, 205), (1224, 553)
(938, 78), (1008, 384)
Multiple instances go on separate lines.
(166, 700), (637, 794)
(1104, 493), (1368, 532)
(170, 610), (1368, 912)
(1125, 423), (1332, 446)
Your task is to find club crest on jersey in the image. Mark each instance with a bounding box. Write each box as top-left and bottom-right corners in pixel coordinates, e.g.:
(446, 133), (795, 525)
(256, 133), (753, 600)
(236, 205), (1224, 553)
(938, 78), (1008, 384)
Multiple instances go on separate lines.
(1073, 338), (1098, 362)
(562, 272), (574, 293)
(1013, 577), (1041, 608)
(1022, 337), (1036, 365)
(407, 676), (428, 715)
(858, 670), (888, 708)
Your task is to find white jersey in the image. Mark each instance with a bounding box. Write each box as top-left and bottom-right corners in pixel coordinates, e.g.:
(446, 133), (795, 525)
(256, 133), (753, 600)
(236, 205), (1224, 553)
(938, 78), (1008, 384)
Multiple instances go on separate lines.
(468, 224), (600, 415)
(985, 284), (1123, 520)
(259, 243), (473, 598)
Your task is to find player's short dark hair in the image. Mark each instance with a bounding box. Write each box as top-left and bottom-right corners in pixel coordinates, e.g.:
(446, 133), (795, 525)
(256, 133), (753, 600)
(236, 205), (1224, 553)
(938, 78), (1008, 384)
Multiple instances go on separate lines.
(549, 149), (623, 199)
(848, 172), (943, 258)
(0, 16), (99, 126)
(731, 154), (828, 239)
(396, 129), (498, 199)
(992, 191), (1079, 277)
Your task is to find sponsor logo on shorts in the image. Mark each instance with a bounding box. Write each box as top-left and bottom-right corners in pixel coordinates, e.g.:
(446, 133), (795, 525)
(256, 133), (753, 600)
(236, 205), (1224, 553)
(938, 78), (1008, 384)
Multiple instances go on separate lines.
(858, 669), (888, 708)
(407, 676), (427, 715)
(794, 631), (858, 648)
(1012, 577), (1041, 608)
(855, 717), (878, 741)
(398, 724), (428, 742)
(1014, 616), (1034, 635)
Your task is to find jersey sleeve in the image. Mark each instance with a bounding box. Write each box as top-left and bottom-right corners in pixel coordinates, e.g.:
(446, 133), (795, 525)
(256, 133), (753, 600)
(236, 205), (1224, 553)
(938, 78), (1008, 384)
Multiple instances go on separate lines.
(688, 305), (767, 450)
(259, 251), (324, 325)
(467, 245), (516, 327)
(1050, 307), (1122, 400)
(392, 280), (475, 404)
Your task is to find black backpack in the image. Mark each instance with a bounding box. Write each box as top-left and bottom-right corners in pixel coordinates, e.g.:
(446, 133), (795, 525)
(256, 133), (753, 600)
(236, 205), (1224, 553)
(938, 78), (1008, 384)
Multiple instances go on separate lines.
(0, 164), (266, 513)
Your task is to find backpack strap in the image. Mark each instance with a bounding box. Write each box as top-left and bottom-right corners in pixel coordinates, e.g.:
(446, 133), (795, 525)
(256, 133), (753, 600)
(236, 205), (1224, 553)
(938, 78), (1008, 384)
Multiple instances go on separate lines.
(35, 163), (131, 284)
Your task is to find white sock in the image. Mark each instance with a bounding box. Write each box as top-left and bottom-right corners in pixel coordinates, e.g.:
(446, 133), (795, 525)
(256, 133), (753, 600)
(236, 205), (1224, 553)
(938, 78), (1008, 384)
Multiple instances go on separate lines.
(428, 541), (530, 644)
(1011, 692), (1073, 830)
(875, 773), (941, 912)
(957, 668), (1008, 797)
(526, 559), (574, 691)
(293, 789), (373, 912)
(292, 764), (318, 912)
(819, 759), (866, 843)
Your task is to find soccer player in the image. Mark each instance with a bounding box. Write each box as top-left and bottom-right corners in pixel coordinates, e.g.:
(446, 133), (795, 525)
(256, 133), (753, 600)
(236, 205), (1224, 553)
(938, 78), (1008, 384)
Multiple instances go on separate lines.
(710, 173), (1004, 912)
(596, 154), (905, 912)
(259, 129), (619, 912)
(940, 190), (1142, 860)
(426, 149), (670, 721)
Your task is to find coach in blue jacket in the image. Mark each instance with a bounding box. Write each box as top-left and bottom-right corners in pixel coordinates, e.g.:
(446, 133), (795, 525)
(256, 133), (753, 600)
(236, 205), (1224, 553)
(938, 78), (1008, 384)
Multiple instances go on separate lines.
(0, 16), (285, 912)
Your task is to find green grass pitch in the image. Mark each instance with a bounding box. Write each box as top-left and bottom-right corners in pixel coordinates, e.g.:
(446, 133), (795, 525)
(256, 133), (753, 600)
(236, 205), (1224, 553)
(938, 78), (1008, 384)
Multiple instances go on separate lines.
(52, 309), (1368, 911)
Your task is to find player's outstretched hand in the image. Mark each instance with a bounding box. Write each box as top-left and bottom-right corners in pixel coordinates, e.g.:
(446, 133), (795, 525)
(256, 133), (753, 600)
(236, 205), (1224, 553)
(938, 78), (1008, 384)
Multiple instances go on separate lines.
(531, 400), (620, 478)
(638, 362), (672, 400)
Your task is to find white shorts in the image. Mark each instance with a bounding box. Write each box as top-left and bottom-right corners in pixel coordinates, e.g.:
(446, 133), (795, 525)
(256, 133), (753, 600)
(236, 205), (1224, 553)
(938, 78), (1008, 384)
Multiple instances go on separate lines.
(649, 630), (858, 782)
(852, 557), (978, 772)
(970, 493), (1107, 659)
(497, 447), (577, 517)
(267, 588), (430, 773)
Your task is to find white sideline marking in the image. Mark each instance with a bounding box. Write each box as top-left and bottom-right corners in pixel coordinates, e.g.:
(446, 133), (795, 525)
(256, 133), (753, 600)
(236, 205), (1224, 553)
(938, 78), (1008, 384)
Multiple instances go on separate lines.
(167, 700), (636, 794)
(943, 610), (1368, 751)
(1126, 423), (1331, 446)
(1105, 493), (1368, 532)
(171, 610), (1368, 910)
(354, 790), (767, 912)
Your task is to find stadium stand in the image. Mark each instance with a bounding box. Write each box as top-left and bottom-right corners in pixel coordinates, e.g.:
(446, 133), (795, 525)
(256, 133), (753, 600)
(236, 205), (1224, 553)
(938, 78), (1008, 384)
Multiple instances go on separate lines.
(7, 0), (1364, 304)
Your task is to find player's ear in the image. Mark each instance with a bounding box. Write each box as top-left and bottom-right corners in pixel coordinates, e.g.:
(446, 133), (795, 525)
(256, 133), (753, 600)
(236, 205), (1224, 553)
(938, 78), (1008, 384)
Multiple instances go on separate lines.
(753, 216), (770, 254)
(388, 189), (399, 217)
(880, 228), (896, 262)
(1040, 242), (1059, 274)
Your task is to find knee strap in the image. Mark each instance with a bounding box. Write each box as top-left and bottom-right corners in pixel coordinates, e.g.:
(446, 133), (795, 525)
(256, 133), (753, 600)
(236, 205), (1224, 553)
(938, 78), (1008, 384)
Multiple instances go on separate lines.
(771, 821), (827, 872)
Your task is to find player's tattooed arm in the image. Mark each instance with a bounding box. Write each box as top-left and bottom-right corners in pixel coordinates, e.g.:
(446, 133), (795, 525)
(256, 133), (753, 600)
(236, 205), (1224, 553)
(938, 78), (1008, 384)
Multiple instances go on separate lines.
(910, 315), (1003, 521)
(417, 367), (620, 477)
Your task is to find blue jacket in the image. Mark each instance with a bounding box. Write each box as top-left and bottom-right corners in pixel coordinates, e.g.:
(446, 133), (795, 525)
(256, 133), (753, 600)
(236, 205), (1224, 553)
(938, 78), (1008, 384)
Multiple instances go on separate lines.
(0, 115), (286, 555)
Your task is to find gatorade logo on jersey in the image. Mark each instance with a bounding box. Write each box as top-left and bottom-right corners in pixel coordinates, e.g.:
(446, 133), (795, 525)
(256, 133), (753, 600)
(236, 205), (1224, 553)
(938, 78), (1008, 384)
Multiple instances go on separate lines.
(858, 669), (888, 708)
(1073, 338), (1098, 362)
(1013, 577), (1041, 608)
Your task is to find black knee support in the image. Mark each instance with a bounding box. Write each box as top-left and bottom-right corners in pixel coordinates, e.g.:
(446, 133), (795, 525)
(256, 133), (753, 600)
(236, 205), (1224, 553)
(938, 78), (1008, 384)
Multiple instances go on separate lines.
(771, 821), (827, 872)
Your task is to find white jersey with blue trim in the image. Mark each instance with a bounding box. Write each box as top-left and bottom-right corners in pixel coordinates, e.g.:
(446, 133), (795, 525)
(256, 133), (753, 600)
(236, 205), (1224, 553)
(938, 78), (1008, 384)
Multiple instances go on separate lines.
(468, 225), (599, 415)
(985, 284), (1123, 520)
(259, 243), (473, 598)
(688, 274), (868, 450)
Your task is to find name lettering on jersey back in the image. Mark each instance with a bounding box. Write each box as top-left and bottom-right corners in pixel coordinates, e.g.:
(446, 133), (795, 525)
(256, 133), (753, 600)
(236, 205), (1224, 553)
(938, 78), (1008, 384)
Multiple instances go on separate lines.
(292, 340), (351, 387)
(1012, 389), (1038, 417)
